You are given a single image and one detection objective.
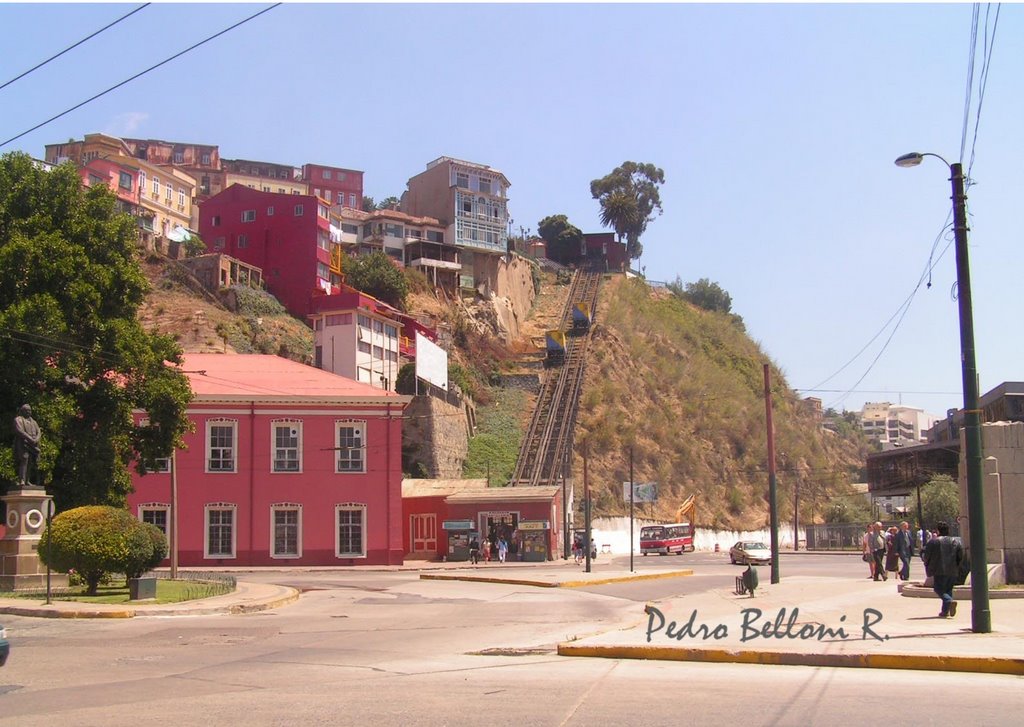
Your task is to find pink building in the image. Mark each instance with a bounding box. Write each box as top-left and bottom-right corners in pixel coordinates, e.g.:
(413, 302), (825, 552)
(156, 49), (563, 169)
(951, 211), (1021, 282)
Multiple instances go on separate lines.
(303, 163), (363, 210)
(199, 184), (338, 317)
(128, 353), (410, 566)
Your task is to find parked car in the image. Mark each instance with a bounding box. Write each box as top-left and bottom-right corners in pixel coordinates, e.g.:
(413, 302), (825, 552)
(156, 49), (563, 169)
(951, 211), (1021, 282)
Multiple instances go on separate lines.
(0, 625), (9, 667)
(729, 541), (772, 565)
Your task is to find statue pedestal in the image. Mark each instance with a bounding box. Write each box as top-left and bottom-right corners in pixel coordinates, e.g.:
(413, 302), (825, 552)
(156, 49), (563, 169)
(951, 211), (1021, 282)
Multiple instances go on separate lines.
(1, 488), (68, 591)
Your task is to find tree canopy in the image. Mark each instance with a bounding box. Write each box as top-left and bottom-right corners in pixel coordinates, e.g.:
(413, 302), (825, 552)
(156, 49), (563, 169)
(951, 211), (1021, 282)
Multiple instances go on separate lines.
(344, 250), (408, 310)
(0, 152), (193, 509)
(537, 214), (583, 264)
(671, 277), (733, 314)
(590, 161), (665, 260)
(920, 474), (960, 527)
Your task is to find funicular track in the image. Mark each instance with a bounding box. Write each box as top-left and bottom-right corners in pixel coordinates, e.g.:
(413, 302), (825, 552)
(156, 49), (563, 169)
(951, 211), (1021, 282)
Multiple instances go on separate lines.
(510, 263), (602, 486)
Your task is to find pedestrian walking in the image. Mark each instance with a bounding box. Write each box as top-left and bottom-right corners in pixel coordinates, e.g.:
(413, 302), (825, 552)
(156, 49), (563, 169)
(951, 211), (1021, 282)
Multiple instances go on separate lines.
(922, 521), (964, 618)
(871, 522), (888, 581)
(497, 537), (508, 563)
(884, 526), (900, 580)
(895, 521), (914, 581)
(482, 538), (492, 563)
(469, 536), (480, 565)
(862, 524), (876, 579)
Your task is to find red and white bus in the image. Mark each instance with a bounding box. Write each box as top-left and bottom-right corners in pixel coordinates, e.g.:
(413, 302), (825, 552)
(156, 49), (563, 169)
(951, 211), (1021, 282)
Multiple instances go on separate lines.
(640, 523), (694, 555)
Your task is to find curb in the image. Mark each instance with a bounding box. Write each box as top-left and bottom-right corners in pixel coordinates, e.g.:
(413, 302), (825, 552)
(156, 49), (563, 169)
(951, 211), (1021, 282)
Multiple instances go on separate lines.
(420, 570), (693, 589)
(556, 643), (1024, 676)
(900, 583), (1024, 599)
(0, 585), (300, 619)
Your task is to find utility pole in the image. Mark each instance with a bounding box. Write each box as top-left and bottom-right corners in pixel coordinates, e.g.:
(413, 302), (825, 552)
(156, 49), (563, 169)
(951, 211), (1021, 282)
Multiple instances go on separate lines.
(629, 446), (635, 573)
(764, 363), (780, 584)
(584, 445), (592, 573)
(793, 479), (799, 551)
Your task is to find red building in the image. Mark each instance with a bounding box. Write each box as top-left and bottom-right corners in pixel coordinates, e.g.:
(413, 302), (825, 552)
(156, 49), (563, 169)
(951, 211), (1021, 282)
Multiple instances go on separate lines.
(199, 184), (337, 317)
(582, 232), (628, 271)
(402, 480), (562, 562)
(128, 354), (410, 566)
(303, 163), (363, 210)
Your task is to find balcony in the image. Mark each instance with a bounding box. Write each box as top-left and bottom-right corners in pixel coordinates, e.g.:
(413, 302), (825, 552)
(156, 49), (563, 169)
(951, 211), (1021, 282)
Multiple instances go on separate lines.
(410, 257), (461, 271)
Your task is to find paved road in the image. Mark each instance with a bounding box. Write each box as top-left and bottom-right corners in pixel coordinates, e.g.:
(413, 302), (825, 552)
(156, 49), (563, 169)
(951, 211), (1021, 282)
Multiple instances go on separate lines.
(3, 553), (1013, 726)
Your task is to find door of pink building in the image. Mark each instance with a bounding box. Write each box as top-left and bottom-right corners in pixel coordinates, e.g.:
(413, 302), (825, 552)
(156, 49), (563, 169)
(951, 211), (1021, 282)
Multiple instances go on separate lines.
(410, 513), (437, 556)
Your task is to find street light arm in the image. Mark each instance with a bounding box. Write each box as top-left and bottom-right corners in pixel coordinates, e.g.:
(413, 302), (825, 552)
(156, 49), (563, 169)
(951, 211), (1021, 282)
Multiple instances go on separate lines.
(894, 151), (951, 169)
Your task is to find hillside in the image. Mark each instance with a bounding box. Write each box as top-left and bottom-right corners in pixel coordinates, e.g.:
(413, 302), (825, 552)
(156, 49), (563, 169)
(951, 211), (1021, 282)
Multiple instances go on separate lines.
(137, 256), (313, 361)
(138, 254), (865, 532)
(571, 276), (866, 529)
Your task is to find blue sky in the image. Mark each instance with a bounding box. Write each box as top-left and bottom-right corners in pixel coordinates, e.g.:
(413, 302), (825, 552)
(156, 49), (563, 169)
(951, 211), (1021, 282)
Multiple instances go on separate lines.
(1, 3), (1020, 418)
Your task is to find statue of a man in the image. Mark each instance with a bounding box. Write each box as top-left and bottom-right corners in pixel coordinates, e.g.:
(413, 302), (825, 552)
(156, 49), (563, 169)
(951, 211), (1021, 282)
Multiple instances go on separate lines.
(14, 404), (41, 487)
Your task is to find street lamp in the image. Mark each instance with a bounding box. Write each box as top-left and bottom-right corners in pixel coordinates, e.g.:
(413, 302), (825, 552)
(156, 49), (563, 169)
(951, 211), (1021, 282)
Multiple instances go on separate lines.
(894, 151), (990, 633)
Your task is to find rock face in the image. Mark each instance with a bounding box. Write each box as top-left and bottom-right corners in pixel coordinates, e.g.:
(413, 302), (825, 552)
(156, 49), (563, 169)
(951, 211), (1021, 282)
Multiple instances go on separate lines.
(403, 394), (471, 479)
(473, 253), (538, 343)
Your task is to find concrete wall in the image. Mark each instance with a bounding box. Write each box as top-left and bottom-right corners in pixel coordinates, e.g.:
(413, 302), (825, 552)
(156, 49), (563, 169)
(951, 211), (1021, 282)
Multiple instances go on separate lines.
(403, 394), (470, 478)
(960, 421), (1024, 582)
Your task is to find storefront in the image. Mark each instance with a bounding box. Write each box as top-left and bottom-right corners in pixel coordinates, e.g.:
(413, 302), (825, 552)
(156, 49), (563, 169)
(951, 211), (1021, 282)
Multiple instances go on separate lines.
(401, 481), (563, 562)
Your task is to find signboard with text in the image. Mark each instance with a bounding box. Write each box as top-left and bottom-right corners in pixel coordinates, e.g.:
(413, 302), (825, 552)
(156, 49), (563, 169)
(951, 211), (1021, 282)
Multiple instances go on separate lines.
(622, 482), (658, 503)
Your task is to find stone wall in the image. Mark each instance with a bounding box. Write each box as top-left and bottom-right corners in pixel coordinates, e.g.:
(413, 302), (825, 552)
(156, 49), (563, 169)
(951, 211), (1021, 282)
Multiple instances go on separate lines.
(959, 421), (1024, 583)
(403, 393), (470, 479)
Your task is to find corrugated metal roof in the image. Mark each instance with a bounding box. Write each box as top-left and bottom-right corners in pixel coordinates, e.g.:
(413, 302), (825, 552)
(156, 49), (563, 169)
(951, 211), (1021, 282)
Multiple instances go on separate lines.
(445, 486), (560, 504)
(402, 479), (487, 498)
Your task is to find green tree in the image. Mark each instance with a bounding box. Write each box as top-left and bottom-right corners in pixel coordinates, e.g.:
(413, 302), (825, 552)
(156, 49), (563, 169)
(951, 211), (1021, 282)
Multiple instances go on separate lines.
(537, 214), (583, 264)
(38, 506), (157, 595)
(676, 277), (733, 313)
(361, 195), (376, 212)
(0, 152), (193, 508)
(124, 521), (168, 581)
(920, 474), (960, 527)
(590, 161), (665, 260)
(344, 250), (408, 310)
(377, 196), (401, 211)
(181, 232), (207, 258)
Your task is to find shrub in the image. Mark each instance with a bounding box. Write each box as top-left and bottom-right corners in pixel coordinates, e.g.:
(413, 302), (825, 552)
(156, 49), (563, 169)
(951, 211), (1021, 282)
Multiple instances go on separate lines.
(395, 362), (417, 395)
(39, 506), (164, 595)
(124, 522), (169, 581)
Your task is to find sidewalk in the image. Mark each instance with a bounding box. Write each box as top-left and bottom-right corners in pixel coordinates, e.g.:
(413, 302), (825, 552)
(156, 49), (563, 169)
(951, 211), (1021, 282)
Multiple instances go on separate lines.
(553, 573), (1024, 675)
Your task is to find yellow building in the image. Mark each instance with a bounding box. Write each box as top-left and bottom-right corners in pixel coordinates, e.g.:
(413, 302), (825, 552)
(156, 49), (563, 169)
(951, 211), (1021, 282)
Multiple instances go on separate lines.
(44, 133), (197, 252)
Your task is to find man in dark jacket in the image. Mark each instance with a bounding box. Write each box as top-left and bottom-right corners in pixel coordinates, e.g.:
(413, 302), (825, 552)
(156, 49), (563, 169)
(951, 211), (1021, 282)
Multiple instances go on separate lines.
(922, 521), (964, 618)
(871, 522), (888, 581)
(895, 521), (914, 581)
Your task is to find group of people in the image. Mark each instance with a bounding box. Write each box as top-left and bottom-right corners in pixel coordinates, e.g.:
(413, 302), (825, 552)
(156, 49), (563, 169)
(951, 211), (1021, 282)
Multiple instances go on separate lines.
(861, 519), (966, 618)
(468, 536), (509, 565)
(862, 521), (916, 582)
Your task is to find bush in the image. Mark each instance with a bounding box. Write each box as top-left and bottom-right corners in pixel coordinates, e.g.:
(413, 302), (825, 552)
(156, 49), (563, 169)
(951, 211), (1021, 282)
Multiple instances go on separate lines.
(125, 522), (169, 581)
(39, 506), (165, 595)
(395, 362), (417, 395)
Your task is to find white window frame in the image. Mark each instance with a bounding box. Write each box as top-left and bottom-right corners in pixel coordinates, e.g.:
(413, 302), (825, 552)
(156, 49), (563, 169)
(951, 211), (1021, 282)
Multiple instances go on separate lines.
(206, 419), (238, 473)
(335, 420), (366, 473)
(205, 503), (237, 559)
(271, 503), (303, 559)
(152, 177), (160, 196)
(138, 503), (171, 536)
(178, 188), (186, 207)
(335, 503), (367, 558)
(271, 419), (302, 473)
(242, 209), (256, 222)
(294, 204), (304, 216)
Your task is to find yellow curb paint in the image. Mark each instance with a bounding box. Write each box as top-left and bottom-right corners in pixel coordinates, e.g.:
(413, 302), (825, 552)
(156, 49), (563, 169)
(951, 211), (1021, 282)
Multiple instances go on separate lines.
(556, 644), (1024, 676)
(420, 570), (693, 589)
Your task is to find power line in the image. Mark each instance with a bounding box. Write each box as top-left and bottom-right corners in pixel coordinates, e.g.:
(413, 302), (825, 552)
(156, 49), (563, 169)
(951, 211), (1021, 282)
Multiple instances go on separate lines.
(0, 3), (282, 149)
(0, 4), (151, 92)
(806, 215), (954, 409)
(967, 3), (1002, 180)
(959, 3), (980, 163)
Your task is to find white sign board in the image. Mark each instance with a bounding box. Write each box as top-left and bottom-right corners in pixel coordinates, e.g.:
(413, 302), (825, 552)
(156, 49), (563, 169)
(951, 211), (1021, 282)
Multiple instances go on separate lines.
(623, 482), (658, 503)
(415, 331), (448, 390)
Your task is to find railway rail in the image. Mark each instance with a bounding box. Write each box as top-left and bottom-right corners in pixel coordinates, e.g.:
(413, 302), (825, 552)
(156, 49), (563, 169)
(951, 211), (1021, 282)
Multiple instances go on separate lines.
(510, 262), (603, 486)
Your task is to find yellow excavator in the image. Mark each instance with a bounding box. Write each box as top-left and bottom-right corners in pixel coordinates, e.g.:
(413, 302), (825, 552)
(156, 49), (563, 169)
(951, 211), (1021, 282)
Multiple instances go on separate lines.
(675, 493), (697, 530)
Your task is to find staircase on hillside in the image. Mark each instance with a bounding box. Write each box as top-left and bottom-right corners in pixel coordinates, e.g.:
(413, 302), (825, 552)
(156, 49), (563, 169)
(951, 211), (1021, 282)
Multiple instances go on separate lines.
(509, 262), (603, 487)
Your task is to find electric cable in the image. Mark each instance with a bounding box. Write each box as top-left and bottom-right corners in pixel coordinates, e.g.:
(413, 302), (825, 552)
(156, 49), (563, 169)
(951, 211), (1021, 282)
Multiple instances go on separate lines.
(0, 3), (282, 149)
(0, 4), (151, 92)
(966, 3), (1001, 181)
(959, 3), (980, 163)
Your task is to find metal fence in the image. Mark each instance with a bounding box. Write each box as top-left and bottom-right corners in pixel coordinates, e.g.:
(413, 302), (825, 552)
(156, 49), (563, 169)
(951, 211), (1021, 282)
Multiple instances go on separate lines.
(806, 522), (960, 550)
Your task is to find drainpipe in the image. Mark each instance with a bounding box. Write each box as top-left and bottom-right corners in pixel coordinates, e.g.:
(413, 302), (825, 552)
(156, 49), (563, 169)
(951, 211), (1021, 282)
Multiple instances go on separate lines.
(386, 402), (392, 564)
(249, 401), (256, 565)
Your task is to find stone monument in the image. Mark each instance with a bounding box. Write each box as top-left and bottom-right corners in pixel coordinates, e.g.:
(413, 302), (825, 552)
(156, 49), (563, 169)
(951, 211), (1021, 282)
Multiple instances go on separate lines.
(2, 405), (68, 591)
